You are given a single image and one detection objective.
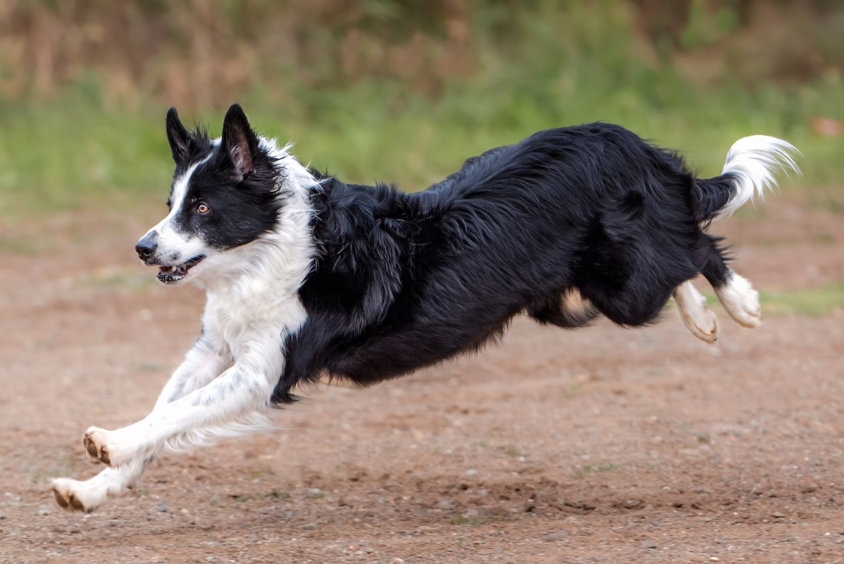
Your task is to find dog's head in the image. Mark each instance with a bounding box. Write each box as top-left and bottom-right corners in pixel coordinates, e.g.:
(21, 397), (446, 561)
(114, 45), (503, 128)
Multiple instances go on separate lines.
(136, 104), (283, 285)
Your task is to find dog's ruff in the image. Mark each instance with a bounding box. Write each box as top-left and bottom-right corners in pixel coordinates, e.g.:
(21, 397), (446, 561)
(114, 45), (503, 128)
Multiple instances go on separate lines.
(52, 105), (798, 512)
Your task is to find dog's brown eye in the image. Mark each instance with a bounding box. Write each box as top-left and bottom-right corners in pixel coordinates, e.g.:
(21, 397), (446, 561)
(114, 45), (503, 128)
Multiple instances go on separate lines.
(197, 203), (210, 214)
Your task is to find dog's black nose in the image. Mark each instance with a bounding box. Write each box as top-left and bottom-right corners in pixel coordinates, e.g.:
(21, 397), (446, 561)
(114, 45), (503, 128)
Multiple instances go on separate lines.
(135, 233), (158, 261)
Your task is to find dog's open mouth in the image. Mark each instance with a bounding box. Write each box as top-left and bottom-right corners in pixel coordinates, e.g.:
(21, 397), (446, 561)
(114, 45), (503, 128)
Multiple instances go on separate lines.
(157, 256), (205, 284)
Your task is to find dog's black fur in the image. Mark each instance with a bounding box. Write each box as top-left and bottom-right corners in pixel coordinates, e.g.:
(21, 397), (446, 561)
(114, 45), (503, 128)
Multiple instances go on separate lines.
(273, 123), (736, 404)
(164, 107), (285, 252)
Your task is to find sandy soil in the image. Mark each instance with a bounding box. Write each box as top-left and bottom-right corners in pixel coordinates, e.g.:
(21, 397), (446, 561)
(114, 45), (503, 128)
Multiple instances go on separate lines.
(1, 199), (843, 564)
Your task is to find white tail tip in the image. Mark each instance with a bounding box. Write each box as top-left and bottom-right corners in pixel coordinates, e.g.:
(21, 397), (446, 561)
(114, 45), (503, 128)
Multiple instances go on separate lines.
(717, 135), (801, 218)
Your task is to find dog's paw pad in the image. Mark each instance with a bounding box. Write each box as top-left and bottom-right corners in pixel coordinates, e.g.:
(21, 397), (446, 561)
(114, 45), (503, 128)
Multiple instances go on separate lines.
(51, 483), (89, 513)
(83, 428), (111, 466)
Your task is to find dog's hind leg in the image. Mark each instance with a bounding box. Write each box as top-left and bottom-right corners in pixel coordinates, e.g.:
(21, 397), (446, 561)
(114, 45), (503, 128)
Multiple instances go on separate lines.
(674, 281), (719, 344)
(701, 238), (762, 328)
(714, 272), (762, 328)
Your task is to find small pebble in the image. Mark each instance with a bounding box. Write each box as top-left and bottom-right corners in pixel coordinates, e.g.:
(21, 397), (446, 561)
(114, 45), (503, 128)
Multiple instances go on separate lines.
(0, 514), (6, 520)
(437, 499), (454, 510)
(157, 505), (168, 512)
(465, 469), (478, 477)
(37, 509), (50, 516)
(641, 540), (658, 549)
(303, 523), (316, 530)
(772, 511), (785, 518)
(542, 531), (567, 541)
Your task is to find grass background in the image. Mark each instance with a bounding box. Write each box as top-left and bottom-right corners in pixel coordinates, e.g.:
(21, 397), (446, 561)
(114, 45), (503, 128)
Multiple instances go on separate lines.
(1, 0), (842, 218)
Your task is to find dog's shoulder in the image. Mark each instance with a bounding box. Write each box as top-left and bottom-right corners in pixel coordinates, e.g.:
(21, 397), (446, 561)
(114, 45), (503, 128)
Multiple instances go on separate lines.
(301, 177), (416, 331)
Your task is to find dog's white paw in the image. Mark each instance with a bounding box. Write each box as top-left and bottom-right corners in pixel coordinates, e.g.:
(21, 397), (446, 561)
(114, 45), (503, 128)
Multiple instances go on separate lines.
(715, 273), (761, 328)
(82, 427), (115, 465)
(83, 426), (138, 467)
(51, 478), (100, 513)
(683, 306), (719, 344)
(674, 281), (719, 344)
(51, 467), (137, 513)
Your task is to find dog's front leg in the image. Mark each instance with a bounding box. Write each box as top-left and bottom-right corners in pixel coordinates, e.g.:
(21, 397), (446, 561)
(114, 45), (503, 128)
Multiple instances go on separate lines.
(51, 338), (233, 512)
(152, 337), (231, 412)
(52, 336), (283, 512)
(52, 459), (152, 513)
(80, 338), (230, 467)
(85, 345), (281, 467)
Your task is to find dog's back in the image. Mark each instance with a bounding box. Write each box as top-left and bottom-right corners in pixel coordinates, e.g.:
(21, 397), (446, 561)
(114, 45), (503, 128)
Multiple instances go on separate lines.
(280, 122), (796, 400)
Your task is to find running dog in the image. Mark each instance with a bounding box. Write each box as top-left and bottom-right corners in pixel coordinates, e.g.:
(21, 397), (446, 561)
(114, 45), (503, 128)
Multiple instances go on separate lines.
(52, 104), (798, 512)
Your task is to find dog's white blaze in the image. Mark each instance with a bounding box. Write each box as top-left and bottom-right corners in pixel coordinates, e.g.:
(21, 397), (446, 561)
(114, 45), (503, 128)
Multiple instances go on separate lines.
(53, 138), (319, 512)
(142, 159), (210, 264)
(716, 135), (800, 219)
(144, 160), (196, 236)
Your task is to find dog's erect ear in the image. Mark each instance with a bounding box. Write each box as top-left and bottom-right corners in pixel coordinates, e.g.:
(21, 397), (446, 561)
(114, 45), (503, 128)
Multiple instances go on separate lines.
(221, 104), (259, 182)
(166, 107), (193, 166)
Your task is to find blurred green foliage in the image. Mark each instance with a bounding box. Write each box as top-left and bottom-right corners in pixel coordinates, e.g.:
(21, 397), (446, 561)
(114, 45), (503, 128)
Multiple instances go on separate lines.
(759, 284), (844, 317)
(0, 0), (842, 216)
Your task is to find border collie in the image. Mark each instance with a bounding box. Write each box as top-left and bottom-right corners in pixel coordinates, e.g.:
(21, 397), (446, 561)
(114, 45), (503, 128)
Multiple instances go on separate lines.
(52, 104), (798, 512)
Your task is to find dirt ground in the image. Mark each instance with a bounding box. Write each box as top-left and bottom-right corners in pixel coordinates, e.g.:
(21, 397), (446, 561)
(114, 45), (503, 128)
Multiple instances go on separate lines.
(1, 197), (843, 564)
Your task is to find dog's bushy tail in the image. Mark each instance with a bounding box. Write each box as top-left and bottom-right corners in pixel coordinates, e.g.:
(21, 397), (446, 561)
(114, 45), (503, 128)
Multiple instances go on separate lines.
(693, 135), (800, 222)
